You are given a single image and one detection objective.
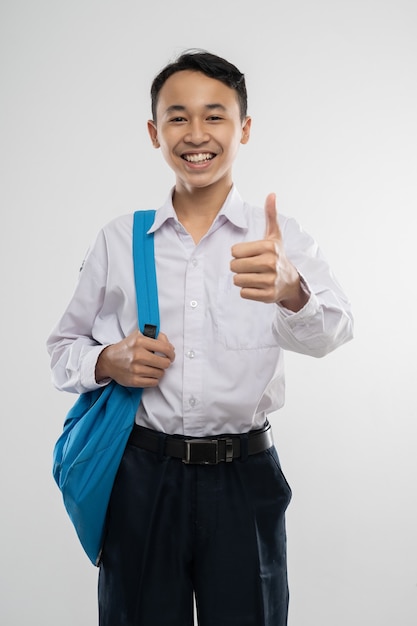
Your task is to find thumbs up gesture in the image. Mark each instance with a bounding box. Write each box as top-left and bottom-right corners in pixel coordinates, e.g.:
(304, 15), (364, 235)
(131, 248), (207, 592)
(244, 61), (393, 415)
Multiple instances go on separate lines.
(230, 193), (309, 311)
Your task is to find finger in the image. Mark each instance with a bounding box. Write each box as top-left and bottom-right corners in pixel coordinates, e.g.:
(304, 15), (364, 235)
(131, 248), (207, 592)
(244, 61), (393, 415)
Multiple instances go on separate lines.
(152, 335), (176, 362)
(264, 192), (282, 241)
(231, 246), (278, 273)
(233, 271), (273, 289)
(136, 331), (175, 362)
(134, 350), (174, 372)
(156, 332), (176, 359)
(231, 239), (274, 260)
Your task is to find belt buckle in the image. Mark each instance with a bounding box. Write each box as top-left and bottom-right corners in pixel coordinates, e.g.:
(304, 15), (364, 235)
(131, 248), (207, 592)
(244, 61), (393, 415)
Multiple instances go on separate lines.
(183, 439), (219, 465)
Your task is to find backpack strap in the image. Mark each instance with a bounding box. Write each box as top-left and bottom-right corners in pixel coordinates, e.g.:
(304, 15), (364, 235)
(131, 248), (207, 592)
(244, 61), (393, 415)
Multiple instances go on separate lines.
(132, 210), (160, 338)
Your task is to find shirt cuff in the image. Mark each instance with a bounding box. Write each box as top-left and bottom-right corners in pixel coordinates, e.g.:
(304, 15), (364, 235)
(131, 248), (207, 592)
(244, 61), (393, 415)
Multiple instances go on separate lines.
(79, 344), (112, 390)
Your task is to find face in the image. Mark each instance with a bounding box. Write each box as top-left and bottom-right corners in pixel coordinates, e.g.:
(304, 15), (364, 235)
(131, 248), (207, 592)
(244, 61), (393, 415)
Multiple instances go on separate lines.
(147, 70), (251, 194)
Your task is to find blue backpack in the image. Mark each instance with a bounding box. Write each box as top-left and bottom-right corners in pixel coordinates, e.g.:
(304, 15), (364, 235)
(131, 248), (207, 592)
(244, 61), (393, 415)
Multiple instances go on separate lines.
(52, 210), (159, 565)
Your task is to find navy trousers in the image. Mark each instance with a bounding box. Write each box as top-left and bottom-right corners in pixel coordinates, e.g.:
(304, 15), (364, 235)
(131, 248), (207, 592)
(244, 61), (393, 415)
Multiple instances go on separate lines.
(98, 431), (292, 626)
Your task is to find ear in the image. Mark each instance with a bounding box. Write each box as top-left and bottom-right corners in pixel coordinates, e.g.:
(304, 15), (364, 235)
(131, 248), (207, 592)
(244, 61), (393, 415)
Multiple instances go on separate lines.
(147, 120), (160, 148)
(240, 116), (252, 145)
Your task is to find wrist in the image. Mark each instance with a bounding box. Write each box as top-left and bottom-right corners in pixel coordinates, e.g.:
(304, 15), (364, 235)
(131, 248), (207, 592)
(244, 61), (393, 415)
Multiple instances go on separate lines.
(95, 346), (113, 383)
(278, 274), (310, 312)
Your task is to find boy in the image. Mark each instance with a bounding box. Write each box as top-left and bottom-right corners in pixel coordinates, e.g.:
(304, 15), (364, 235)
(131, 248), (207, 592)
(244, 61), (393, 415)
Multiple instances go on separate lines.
(47, 50), (353, 626)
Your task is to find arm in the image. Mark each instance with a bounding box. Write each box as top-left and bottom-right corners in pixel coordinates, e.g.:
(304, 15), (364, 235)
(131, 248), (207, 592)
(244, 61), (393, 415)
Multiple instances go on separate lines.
(47, 225), (175, 394)
(230, 194), (353, 357)
(46, 233), (111, 393)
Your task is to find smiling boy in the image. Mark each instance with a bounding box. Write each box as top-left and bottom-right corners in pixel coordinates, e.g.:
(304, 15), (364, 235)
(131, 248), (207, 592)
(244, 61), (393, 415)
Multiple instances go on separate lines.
(47, 51), (353, 626)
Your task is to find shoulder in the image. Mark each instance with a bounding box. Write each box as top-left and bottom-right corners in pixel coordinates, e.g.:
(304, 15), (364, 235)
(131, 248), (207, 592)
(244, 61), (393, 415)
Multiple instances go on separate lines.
(100, 212), (134, 240)
(101, 209), (158, 240)
(80, 213), (135, 270)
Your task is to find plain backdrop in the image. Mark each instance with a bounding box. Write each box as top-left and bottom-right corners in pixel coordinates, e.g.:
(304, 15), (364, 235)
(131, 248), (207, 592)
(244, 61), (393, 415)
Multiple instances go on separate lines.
(1, 1), (416, 624)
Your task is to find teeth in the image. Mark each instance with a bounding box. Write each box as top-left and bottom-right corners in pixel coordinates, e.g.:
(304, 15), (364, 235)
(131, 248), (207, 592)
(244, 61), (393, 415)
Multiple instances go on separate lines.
(183, 153), (214, 163)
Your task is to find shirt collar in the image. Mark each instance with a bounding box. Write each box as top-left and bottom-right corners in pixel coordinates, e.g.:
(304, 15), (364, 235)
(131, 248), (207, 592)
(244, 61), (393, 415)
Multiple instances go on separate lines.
(148, 185), (248, 233)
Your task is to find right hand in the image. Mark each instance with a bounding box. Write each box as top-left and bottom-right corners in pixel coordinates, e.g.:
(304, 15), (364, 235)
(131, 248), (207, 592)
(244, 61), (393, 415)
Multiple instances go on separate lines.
(95, 330), (175, 388)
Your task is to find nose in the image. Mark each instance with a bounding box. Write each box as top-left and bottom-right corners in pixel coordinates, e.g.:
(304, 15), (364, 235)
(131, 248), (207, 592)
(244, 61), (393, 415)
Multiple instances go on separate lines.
(184, 120), (210, 145)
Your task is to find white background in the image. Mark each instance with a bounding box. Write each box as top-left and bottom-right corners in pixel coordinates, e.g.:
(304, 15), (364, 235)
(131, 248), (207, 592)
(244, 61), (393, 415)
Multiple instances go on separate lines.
(1, 1), (416, 624)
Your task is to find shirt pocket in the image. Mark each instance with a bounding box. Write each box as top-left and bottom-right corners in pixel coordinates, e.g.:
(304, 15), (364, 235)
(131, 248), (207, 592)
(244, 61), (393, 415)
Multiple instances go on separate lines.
(215, 272), (278, 350)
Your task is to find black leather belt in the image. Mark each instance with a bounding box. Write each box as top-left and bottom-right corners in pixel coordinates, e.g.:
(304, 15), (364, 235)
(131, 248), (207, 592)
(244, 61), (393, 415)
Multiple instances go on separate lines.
(128, 422), (274, 465)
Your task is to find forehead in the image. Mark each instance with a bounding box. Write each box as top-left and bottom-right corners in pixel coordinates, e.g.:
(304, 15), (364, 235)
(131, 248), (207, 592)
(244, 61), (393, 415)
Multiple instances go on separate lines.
(156, 70), (240, 116)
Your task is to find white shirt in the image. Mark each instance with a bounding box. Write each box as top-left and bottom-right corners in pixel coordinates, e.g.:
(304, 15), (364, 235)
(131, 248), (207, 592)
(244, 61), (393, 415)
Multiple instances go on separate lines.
(47, 186), (353, 436)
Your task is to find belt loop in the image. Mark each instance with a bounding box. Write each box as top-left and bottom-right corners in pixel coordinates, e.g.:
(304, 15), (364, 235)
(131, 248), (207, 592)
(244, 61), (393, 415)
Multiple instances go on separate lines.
(157, 432), (167, 461)
(240, 433), (249, 462)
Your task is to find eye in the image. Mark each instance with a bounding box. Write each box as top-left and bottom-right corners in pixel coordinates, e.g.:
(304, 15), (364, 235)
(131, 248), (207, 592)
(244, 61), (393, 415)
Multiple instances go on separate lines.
(207, 115), (223, 121)
(170, 116), (187, 123)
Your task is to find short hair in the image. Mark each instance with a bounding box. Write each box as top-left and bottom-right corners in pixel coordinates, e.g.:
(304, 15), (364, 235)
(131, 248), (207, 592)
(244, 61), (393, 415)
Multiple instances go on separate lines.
(150, 49), (248, 122)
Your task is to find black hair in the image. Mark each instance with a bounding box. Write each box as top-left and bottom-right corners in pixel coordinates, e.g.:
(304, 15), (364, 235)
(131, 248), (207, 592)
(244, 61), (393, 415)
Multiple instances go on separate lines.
(150, 49), (248, 121)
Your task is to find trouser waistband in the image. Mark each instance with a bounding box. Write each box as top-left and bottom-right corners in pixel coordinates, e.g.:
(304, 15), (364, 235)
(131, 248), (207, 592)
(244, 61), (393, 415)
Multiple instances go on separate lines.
(127, 421), (274, 465)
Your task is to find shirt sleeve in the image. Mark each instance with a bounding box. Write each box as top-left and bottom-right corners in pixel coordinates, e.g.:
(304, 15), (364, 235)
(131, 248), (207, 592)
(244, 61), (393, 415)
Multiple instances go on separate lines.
(46, 229), (112, 393)
(273, 217), (354, 356)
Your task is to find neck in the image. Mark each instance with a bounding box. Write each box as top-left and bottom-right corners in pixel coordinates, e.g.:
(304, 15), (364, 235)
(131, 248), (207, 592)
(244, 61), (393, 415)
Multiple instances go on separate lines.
(172, 182), (233, 243)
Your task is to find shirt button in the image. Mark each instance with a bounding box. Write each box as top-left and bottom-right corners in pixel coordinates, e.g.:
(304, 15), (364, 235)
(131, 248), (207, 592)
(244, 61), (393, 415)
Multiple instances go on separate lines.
(189, 397), (197, 407)
(191, 258), (198, 267)
(190, 300), (198, 308)
(186, 350), (195, 359)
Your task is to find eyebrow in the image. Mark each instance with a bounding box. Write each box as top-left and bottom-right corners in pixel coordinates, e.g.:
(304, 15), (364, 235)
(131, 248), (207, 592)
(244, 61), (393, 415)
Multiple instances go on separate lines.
(164, 103), (227, 115)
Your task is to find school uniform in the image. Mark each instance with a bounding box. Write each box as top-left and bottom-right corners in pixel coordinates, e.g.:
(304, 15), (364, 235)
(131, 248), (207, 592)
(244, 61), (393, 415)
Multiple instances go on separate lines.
(47, 185), (353, 625)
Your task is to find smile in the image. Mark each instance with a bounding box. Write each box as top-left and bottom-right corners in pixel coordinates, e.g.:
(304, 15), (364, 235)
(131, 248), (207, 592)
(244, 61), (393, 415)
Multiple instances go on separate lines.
(181, 153), (215, 163)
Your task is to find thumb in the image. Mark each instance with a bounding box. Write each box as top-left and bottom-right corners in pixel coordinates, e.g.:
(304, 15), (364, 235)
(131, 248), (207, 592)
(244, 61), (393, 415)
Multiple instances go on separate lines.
(264, 193), (282, 240)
